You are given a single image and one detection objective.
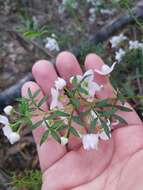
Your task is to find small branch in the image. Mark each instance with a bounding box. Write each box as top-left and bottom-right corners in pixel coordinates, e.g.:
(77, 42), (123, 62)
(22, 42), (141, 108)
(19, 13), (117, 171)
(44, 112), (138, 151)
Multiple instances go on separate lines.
(0, 73), (33, 112)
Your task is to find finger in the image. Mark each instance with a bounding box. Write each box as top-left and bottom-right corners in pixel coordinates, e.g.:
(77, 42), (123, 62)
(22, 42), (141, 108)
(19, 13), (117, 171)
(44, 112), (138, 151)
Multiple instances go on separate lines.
(56, 51), (85, 150)
(22, 81), (66, 172)
(56, 51), (82, 81)
(32, 60), (58, 104)
(84, 53), (142, 125)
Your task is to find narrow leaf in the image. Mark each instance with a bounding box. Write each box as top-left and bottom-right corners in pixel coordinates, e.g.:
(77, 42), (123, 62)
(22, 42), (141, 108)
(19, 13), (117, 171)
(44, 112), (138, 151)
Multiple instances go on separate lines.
(38, 95), (49, 107)
(71, 98), (80, 108)
(113, 114), (128, 125)
(32, 120), (43, 129)
(115, 105), (132, 112)
(72, 115), (83, 125)
(40, 130), (49, 145)
(69, 127), (80, 137)
(90, 118), (98, 133)
(50, 130), (61, 143)
(32, 89), (41, 99)
(100, 120), (110, 137)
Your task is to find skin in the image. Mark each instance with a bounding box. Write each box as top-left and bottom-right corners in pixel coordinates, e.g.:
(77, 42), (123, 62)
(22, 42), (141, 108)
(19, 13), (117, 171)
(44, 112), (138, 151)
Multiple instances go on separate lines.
(22, 52), (143, 190)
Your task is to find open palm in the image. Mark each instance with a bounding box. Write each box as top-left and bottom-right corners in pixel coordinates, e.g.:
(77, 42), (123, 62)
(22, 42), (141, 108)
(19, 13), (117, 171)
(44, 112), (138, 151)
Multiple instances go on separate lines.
(22, 52), (143, 190)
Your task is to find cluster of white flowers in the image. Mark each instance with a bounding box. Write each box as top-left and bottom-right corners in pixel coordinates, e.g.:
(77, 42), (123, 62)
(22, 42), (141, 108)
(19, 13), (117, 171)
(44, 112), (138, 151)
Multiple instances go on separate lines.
(50, 68), (117, 150)
(129, 40), (143, 50)
(45, 34), (60, 52)
(110, 34), (127, 48)
(0, 106), (20, 144)
(110, 33), (143, 63)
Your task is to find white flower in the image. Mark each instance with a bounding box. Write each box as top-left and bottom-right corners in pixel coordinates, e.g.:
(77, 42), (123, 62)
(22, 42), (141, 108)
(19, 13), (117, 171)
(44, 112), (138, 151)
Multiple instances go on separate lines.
(70, 70), (102, 102)
(0, 116), (20, 144)
(45, 37), (60, 52)
(4, 105), (13, 115)
(110, 34), (127, 48)
(50, 88), (63, 110)
(82, 133), (99, 150)
(94, 62), (117, 75)
(129, 40), (143, 50)
(2, 125), (12, 137)
(8, 132), (20, 144)
(115, 48), (126, 62)
(61, 136), (68, 146)
(0, 115), (9, 125)
(98, 131), (110, 140)
(3, 125), (20, 144)
(55, 77), (66, 90)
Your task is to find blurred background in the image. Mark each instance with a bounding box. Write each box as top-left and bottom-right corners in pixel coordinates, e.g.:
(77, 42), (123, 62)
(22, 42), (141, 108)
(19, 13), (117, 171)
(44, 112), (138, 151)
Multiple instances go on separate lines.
(0, 0), (143, 189)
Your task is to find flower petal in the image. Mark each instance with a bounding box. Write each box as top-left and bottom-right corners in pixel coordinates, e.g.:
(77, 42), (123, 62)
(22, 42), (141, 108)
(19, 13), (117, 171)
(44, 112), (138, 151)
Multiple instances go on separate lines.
(55, 77), (66, 90)
(4, 105), (13, 116)
(61, 137), (68, 146)
(83, 69), (94, 81)
(9, 132), (20, 144)
(82, 134), (99, 150)
(50, 88), (59, 110)
(94, 62), (117, 75)
(2, 125), (12, 137)
(0, 115), (9, 125)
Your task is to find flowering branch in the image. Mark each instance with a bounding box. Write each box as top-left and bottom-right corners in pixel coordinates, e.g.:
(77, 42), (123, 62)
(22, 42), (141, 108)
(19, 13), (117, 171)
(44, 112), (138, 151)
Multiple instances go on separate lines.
(0, 65), (133, 150)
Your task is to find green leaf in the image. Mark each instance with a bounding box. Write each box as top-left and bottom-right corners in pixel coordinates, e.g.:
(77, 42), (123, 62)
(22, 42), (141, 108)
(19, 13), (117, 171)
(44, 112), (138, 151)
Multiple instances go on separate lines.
(57, 125), (68, 131)
(98, 108), (117, 116)
(50, 129), (61, 143)
(40, 130), (49, 145)
(96, 99), (109, 107)
(71, 98), (80, 108)
(69, 127), (80, 137)
(32, 120), (43, 129)
(78, 86), (89, 95)
(32, 89), (41, 99)
(24, 31), (42, 38)
(89, 118), (98, 133)
(113, 114), (128, 125)
(117, 91), (125, 105)
(100, 120), (110, 137)
(115, 105), (132, 112)
(38, 95), (49, 108)
(72, 76), (78, 87)
(72, 115), (83, 125)
(46, 111), (69, 120)
(51, 120), (64, 129)
(28, 88), (33, 98)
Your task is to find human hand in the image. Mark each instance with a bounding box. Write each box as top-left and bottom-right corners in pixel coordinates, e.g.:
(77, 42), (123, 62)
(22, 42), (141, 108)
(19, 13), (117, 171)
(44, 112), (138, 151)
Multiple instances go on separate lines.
(22, 52), (143, 190)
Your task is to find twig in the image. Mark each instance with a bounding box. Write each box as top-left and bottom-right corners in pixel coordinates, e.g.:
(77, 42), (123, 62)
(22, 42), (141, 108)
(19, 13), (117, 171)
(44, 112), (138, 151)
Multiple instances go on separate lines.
(0, 73), (33, 112)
